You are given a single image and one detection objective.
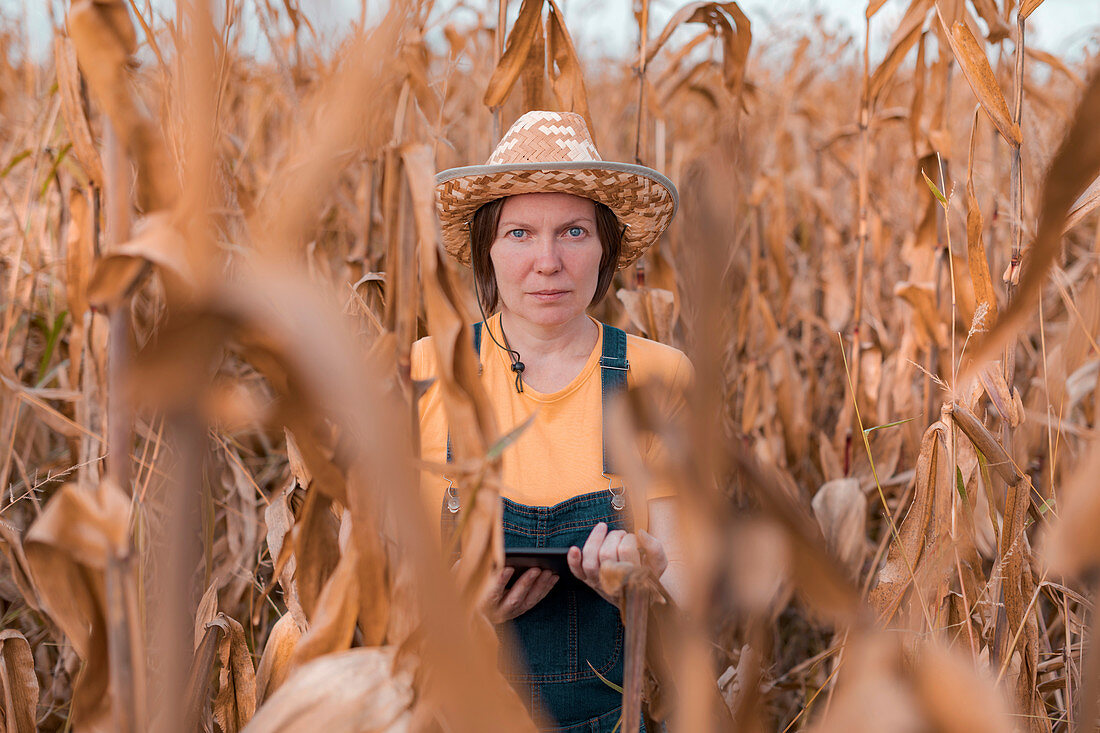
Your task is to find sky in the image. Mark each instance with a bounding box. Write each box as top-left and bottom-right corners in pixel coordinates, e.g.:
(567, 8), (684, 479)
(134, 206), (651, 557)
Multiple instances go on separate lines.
(4, 0), (1099, 64)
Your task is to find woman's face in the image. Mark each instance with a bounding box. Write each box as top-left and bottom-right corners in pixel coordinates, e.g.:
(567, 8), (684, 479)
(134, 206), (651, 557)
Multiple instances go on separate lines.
(490, 193), (603, 330)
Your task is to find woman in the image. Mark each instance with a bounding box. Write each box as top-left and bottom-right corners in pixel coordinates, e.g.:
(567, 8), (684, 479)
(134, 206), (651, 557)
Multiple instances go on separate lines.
(413, 111), (690, 732)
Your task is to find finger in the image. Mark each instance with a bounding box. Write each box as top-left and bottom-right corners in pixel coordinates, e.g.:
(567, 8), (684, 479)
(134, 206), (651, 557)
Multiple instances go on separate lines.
(581, 522), (609, 581)
(513, 572), (559, 617)
(619, 533), (641, 567)
(582, 535), (606, 581)
(581, 522), (609, 560)
(501, 569), (542, 612)
(567, 546), (586, 580)
(598, 529), (627, 565)
(529, 572), (559, 605)
(478, 567), (511, 617)
(638, 529), (669, 576)
(493, 567), (515, 599)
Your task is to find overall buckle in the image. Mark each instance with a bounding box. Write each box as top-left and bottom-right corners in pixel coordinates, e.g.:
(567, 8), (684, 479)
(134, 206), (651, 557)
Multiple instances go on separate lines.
(603, 473), (626, 512)
(445, 478), (460, 513)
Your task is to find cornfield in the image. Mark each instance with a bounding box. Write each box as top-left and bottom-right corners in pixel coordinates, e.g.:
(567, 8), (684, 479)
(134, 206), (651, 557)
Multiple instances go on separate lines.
(1, 0), (1099, 729)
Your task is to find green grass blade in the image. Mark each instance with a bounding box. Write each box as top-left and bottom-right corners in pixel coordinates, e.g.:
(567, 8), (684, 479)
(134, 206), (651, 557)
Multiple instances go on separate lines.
(36, 310), (68, 386)
(922, 169), (948, 206)
(1, 149), (31, 179)
(586, 659), (624, 693)
(863, 416), (916, 435)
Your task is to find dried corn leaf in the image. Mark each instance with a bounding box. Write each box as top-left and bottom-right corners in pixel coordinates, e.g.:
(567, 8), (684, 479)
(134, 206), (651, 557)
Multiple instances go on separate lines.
(910, 30), (928, 152)
(895, 281), (947, 348)
(968, 0), (1011, 43)
(264, 488), (307, 628)
(617, 287), (675, 343)
(866, 0), (891, 17)
(66, 0), (175, 210)
(965, 108), (997, 329)
(218, 452), (262, 606)
(0, 524), (39, 611)
(87, 213), (193, 310)
(850, 422), (904, 488)
(1025, 46), (1085, 89)
(869, 0), (929, 104)
(869, 421), (953, 624)
(195, 582), (220, 650)
(808, 634), (923, 733)
(822, 230), (851, 331)
(186, 617), (223, 730)
(401, 31), (440, 123)
(403, 141), (497, 546)
(730, 443), (858, 623)
(0, 630), (39, 733)
(772, 344), (809, 462)
(1041, 441), (1100, 578)
(912, 643), (1015, 731)
(966, 67), (1100, 370)
(546, 0), (595, 135)
(483, 0), (545, 110)
(402, 143), (535, 732)
(1019, 0), (1044, 20)
(647, 2), (751, 94)
(285, 429), (313, 490)
(811, 478), (867, 578)
(255, 613), (302, 704)
(243, 648), (412, 732)
(54, 36), (103, 186)
(247, 8), (406, 260)
(65, 183), (94, 308)
(936, 10), (1021, 147)
(291, 489), (342, 623)
(23, 479), (133, 732)
(521, 11), (546, 110)
(343, 465), (391, 647)
(63, 189), (95, 394)
(291, 519), (360, 668)
(1064, 176), (1100, 232)
(208, 614), (257, 733)
(975, 364), (1023, 427)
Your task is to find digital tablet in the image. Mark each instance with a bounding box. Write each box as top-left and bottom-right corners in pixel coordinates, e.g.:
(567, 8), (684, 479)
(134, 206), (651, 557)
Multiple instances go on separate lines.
(505, 547), (572, 586)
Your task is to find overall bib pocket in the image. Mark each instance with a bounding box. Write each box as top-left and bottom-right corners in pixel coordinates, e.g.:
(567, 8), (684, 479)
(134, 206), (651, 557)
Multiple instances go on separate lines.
(493, 491), (635, 729)
(500, 496), (627, 683)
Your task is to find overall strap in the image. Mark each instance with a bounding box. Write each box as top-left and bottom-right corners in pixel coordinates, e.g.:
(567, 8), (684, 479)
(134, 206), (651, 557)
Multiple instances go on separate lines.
(599, 324), (629, 477)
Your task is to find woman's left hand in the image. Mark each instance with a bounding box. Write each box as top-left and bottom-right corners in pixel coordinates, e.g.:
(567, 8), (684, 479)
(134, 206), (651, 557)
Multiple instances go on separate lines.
(567, 522), (668, 605)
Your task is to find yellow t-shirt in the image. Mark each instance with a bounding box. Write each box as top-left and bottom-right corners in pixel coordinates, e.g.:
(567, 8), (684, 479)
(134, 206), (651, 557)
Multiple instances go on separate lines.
(412, 313), (693, 517)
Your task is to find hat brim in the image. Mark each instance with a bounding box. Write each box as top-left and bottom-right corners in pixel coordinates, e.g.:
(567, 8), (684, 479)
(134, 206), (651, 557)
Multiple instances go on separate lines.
(436, 161), (678, 270)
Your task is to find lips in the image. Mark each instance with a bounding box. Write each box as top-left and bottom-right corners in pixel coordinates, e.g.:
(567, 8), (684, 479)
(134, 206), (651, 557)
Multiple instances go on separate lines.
(530, 290), (568, 301)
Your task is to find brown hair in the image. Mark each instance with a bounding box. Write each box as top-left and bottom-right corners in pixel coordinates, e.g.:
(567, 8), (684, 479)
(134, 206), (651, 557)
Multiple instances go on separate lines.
(468, 196), (623, 315)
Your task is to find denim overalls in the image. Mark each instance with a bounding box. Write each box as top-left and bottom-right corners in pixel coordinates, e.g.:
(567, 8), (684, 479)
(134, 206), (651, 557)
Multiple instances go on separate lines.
(441, 323), (643, 732)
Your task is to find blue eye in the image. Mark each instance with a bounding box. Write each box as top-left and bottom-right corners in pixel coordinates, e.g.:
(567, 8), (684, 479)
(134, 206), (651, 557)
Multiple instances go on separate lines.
(508, 229), (526, 238)
(567, 226), (585, 237)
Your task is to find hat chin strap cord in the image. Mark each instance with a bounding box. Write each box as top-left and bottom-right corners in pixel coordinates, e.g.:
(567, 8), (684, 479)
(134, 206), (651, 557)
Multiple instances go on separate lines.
(474, 277), (525, 393)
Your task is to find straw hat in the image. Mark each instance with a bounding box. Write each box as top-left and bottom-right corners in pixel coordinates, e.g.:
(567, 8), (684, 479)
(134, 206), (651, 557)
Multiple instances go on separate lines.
(436, 111), (678, 270)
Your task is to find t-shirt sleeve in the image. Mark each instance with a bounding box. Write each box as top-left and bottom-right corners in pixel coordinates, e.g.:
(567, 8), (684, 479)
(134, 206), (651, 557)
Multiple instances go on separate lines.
(411, 337), (432, 381)
(411, 337), (448, 524)
(644, 351), (694, 501)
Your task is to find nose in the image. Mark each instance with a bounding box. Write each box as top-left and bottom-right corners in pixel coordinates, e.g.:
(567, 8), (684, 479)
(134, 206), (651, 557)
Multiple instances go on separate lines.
(532, 234), (562, 275)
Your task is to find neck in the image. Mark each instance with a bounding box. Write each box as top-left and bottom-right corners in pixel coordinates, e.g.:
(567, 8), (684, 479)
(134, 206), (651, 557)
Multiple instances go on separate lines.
(496, 310), (596, 361)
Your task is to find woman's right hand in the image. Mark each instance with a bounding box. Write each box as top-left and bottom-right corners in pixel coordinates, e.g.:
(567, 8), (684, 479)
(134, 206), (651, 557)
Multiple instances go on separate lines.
(479, 566), (559, 624)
